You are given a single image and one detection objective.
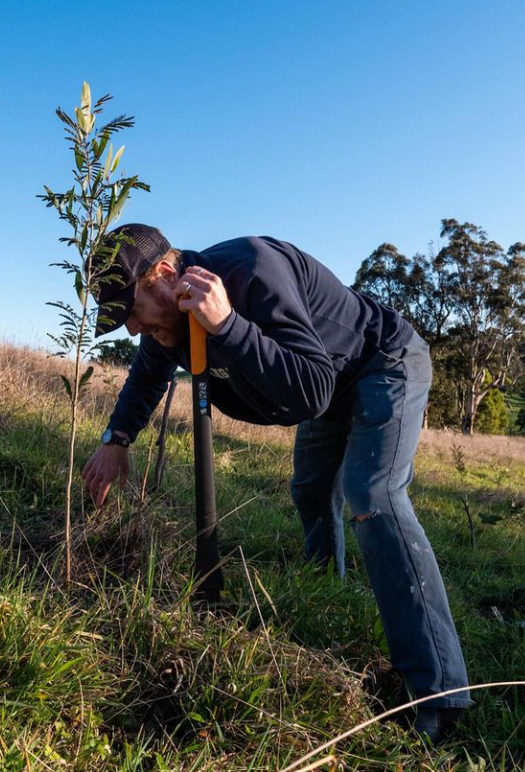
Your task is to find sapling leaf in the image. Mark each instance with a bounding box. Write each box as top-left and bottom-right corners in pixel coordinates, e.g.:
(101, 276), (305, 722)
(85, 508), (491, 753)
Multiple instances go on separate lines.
(79, 366), (94, 389)
(95, 130), (110, 160)
(60, 375), (73, 401)
(111, 145), (125, 174)
(104, 143), (113, 180)
(93, 93), (112, 112)
(107, 176), (137, 224)
(74, 271), (85, 306)
(75, 107), (87, 132)
(81, 81), (91, 113)
(56, 108), (76, 128)
(75, 148), (84, 172)
(43, 185), (60, 209)
(92, 168), (102, 193)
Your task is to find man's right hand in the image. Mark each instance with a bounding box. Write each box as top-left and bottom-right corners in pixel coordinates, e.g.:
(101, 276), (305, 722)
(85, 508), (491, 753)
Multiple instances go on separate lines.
(81, 440), (130, 507)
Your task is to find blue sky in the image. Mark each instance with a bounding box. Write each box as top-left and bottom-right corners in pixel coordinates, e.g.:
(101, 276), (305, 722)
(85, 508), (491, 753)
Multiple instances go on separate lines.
(2, 0), (525, 348)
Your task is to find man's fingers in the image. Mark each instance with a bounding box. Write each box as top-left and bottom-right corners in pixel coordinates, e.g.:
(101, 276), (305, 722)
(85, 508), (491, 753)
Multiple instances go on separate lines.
(183, 275), (210, 291)
(82, 447), (129, 505)
(186, 265), (215, 281)
(96, 480), (112, 508)
(81, 459), (93, 480)
(88, 475), (102, 500)
(176, 272), (212, 296)
(178, 296), (202, 313)
(84, 466), (97, 488)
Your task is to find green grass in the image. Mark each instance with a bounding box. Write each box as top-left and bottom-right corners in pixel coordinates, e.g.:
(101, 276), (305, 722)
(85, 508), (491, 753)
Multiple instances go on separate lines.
(0, 352), (525, 770)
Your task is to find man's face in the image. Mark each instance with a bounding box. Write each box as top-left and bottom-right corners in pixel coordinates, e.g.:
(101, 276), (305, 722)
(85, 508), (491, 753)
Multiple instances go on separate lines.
(124, 263), (184, 347)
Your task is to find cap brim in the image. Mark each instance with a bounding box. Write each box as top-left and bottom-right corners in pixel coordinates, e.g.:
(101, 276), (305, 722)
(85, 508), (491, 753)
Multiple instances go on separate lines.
(95, 283), (137, 338)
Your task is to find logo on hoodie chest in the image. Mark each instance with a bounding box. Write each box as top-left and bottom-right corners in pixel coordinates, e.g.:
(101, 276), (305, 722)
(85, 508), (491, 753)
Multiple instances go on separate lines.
(209, 367), (230, 380)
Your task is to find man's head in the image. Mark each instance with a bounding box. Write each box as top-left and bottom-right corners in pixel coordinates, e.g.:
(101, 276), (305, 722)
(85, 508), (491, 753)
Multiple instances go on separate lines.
(94, 224), (184, 347)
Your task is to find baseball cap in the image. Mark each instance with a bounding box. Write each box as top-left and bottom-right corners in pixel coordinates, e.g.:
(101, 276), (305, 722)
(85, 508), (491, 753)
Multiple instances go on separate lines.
(94, 223), (171, 338)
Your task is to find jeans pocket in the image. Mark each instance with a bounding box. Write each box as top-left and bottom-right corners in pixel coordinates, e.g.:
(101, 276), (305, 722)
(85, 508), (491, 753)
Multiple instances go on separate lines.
(377, 347), (404, 367)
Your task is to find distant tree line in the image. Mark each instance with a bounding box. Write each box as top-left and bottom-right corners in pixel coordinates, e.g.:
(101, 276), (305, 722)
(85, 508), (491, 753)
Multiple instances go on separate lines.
(95, 338), (138, 368)
(353, 219), (525, 435)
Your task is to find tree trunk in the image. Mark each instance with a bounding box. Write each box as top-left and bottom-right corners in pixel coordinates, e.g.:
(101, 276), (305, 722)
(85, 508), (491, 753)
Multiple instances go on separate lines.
(462, 384), (484, 435)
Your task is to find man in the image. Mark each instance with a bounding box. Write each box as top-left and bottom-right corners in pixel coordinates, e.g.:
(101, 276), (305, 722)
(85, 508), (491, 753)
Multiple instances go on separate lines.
(82, 223), (473, 741)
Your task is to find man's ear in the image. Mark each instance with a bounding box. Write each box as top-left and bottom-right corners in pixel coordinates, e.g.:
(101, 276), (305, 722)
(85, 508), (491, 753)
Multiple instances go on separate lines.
(156, 260), (178, 286)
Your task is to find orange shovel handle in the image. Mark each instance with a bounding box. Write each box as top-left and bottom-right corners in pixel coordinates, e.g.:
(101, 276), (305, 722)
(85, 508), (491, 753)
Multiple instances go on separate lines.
(189, 313), (208, 375)
(181, 294), (208, 375)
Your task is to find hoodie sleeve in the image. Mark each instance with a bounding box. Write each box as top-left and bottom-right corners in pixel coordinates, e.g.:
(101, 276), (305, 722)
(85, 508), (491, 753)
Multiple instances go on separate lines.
(107, 334), (179, 442)
(208, 247), (335, 424)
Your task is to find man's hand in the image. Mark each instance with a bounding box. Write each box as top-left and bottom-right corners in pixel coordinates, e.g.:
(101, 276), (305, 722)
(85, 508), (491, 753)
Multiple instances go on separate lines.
(81, 442), (130, 507)
(175, 266), (233, 335)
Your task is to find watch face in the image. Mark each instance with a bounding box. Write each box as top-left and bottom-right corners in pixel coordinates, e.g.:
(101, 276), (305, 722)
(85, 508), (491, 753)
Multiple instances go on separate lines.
(102, 429), (112, 445)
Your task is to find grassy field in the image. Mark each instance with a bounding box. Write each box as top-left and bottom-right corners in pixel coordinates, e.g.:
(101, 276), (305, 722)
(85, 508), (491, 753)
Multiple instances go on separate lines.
(0, 342), (525, 771)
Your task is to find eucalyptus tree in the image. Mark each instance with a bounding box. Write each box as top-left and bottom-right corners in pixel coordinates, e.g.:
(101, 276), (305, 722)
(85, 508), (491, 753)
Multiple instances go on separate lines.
(437, 220), (525, 434)
(353, 242), (460, 427)
(353, 220), (525, 433)
(353, 242), (411, 316)
(405, 252), (457, 343)
(40, 82), (149, 584)
(493, 242), (525, 386)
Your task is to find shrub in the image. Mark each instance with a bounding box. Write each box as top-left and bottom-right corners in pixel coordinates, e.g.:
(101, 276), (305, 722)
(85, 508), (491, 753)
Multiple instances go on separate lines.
(475, 387), (509, 434)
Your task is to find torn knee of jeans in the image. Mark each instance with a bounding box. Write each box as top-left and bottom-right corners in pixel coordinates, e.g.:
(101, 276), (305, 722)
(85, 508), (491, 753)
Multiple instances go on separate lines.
(351, 511), (379, 523)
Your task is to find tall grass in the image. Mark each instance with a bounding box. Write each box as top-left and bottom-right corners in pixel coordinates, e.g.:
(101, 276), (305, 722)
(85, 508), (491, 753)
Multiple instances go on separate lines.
(0, 341), (525, 770)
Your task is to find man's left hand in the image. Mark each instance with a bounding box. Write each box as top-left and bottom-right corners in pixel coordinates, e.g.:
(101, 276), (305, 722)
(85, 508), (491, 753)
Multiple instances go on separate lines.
(176, 266), (233, 335)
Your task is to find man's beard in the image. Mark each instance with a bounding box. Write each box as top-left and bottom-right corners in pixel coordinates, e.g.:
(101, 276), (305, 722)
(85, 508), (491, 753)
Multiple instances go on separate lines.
(151, 326), (181, 347)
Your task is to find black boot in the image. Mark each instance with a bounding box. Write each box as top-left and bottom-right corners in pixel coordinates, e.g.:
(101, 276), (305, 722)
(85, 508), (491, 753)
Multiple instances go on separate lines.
(414, 707), (465, 743)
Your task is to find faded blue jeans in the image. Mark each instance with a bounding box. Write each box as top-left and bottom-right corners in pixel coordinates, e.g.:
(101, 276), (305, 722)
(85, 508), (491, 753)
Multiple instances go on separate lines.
(290, 332), (473, 708)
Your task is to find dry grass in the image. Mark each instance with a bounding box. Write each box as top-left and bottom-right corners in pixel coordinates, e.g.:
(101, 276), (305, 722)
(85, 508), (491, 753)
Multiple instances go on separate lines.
(2, 340), (524, 463)
(419, 427), (525, 466)
(0, 341), (296, 446)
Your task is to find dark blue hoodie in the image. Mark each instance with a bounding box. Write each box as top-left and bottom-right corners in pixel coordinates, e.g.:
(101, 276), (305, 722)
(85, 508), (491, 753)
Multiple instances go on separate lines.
(107, 236), (413, 441)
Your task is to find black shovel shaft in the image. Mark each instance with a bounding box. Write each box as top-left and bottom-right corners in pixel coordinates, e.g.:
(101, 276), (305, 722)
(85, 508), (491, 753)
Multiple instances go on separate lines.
(192, 370), (223, 598)
(188, 314), (223, 601)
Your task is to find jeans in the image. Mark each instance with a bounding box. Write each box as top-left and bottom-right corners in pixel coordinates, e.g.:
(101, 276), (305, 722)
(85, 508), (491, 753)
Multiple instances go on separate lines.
(290, 332), (473, 708)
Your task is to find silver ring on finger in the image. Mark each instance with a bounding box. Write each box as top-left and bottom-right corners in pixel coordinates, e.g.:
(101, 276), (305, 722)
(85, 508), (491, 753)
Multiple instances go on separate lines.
(183, 281), (192, 293)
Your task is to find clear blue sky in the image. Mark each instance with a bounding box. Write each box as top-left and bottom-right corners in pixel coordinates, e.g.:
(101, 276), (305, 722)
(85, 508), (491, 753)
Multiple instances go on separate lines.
(2, 0), (525, 348)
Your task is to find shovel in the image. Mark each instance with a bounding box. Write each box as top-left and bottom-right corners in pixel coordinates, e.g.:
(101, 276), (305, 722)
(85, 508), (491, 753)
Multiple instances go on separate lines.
(187, 312), (224, 604)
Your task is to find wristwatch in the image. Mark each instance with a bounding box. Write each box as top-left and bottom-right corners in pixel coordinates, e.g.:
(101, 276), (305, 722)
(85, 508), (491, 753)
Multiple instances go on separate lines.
(101, 429), (130, 448)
